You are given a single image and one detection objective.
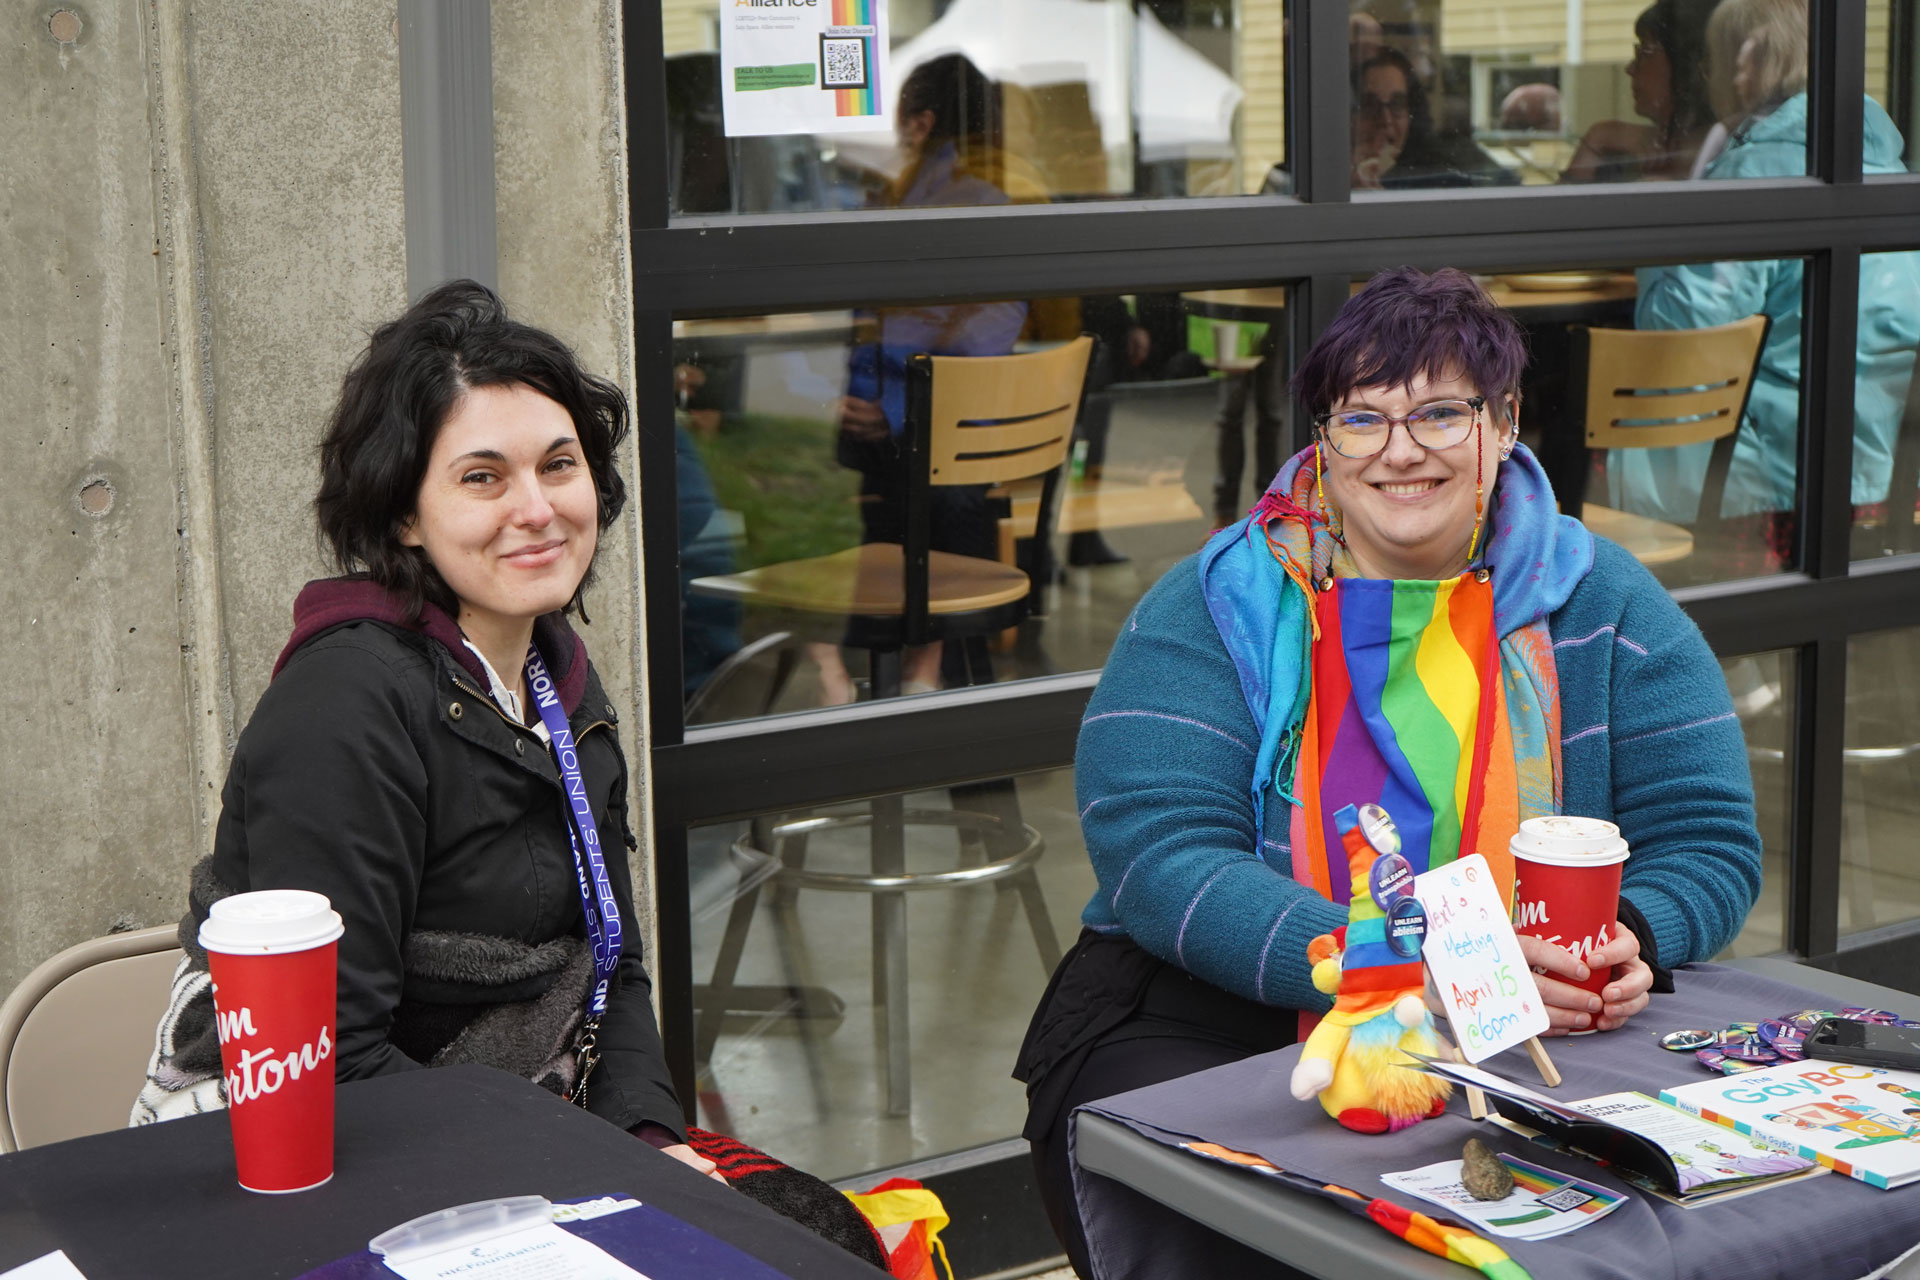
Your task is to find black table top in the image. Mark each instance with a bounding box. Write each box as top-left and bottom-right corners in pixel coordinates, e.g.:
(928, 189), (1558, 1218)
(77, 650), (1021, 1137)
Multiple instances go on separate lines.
(0, 1065), (882, 1280)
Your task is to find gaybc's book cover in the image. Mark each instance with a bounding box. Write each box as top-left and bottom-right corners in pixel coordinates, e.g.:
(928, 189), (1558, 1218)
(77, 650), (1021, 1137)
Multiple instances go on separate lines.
(1661, 1061), (1920, 1189)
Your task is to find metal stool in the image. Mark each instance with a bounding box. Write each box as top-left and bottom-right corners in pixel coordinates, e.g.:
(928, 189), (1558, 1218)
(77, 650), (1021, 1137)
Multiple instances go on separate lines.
(702, 799), (1062, 1117)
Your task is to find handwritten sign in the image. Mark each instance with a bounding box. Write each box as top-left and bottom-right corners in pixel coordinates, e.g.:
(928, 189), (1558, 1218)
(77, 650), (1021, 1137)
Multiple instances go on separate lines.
(1413, 854), (1549, 1063)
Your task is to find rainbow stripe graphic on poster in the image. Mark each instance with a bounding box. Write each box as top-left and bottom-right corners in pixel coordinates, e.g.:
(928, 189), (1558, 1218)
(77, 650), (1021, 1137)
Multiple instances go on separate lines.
(825, 0), (880, 119)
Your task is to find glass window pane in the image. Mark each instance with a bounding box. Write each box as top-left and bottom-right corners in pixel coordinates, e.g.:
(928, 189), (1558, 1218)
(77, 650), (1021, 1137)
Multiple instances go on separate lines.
(1489, 259), (1806, 586)
(1351, 1), (1814, 188)
(1868, 0), (1919, 172)
(689, 766), (1089, 1175)
(1850, 248), (1920, 562)
(674, 287), (1291, 720)
(660, 0), (1283, 215)
(1842, 628), (1920, 937)
(1721, 649), (1792, 957)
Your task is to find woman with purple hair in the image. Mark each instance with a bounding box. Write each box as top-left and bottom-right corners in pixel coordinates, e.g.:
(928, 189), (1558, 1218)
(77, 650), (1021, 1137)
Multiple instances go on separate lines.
(1014, 268), (1761, 1276)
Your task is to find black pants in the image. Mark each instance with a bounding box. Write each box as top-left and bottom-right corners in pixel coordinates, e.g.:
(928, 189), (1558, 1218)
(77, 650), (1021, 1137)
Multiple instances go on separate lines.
(1018, 934), (1301, 1278)
(1213, 335), (1285, 522)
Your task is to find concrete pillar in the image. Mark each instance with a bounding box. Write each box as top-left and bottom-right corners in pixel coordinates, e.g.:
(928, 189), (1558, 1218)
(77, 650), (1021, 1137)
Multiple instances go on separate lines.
(0, 1), (648, 994)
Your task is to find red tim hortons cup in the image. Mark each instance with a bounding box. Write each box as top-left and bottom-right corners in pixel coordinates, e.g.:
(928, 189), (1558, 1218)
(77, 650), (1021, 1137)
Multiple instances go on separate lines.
(1509, 816), (1631, 999)
(199, 890), (344, 1194)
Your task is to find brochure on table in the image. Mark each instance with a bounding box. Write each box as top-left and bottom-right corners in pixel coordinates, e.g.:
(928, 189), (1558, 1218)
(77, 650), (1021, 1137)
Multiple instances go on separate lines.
(720, 0), (892, 138)
(1662, 1060), (1920, 1189)
(1382, 1153), (1626, 1240)
(1413, 1056), (1822, 1205)
(295, 1196), (791, 1280)
(0, 1253), (88, 1280)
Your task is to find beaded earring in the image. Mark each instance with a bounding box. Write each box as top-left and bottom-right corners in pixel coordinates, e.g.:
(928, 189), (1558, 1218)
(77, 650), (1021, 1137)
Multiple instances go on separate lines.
(1466, 407), (1487, 561)
(1315, 438), (1328, 519)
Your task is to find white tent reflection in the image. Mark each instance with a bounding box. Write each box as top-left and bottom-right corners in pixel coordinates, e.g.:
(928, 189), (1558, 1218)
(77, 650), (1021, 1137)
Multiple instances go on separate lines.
(821, 0), (1243, 191)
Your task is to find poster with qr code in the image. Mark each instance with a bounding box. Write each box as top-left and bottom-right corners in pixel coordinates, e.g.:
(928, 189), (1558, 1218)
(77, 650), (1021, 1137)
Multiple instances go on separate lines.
(721, 0), (891, 138)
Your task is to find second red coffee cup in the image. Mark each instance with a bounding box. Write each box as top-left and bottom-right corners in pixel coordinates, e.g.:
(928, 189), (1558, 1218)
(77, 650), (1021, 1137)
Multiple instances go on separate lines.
(1509, 816), (1631, 999)
(200, 889), (344, 1194)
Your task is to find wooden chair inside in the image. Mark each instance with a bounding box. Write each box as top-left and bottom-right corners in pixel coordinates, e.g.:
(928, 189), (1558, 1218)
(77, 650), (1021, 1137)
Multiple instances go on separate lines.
(689, 335), (1092, 662)
(1570, 314), (1769, 569)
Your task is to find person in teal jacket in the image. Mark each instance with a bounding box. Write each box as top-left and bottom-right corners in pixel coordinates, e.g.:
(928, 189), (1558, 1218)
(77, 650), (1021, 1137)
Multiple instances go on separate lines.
(1612, 85), (1920, 557)
(1015, 269), (1761, 1277)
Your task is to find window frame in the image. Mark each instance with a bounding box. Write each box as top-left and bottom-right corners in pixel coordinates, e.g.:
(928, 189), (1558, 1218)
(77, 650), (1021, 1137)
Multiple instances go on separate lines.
(625, 0), (1920, 1113)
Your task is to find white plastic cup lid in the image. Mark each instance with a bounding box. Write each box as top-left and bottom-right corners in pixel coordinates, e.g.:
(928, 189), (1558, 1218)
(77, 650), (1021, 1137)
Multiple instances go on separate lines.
(200, 889), (344, 954)
(1509, 815), (1631, 867)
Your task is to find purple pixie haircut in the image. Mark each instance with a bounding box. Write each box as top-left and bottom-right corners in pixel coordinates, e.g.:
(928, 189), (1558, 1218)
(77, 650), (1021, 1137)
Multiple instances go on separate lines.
(1291, 267), (1528, 418)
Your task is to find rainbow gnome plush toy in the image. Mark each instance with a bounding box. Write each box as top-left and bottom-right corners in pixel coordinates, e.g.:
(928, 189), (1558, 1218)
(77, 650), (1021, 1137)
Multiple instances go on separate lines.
(1288, 803), (1451, 1133)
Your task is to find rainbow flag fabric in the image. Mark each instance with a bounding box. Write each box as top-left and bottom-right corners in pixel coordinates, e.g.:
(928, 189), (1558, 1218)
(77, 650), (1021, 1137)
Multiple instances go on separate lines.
(1300, 574), (1507, 908)
(828, 0), (879, 119)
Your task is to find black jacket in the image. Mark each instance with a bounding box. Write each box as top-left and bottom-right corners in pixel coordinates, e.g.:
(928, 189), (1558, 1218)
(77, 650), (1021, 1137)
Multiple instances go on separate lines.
(194, 585), (683, 1139)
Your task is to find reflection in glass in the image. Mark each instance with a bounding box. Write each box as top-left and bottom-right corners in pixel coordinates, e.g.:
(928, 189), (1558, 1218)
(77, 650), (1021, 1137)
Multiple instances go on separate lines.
(1351, 0), (1818, 186)
(688, 768), (1093, 1177)
(673, 290), (1273, 721)
(661, 0), (1277, 215)
(1721, 650), (1793, 956)
(1842, 629), (1920, 936)
(1867, 0), (1919, 171)
(1851, 249), (1920, 561)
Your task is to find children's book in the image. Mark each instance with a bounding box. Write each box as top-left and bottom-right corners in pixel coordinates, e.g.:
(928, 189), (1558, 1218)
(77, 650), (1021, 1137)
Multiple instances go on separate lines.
(1661, 1060), (1920, 1189)
(1412, 1056), (1822, 1205)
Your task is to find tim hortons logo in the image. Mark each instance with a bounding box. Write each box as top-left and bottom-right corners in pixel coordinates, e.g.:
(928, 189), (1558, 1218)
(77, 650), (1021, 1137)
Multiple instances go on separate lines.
(215, 1004), (332, 1107)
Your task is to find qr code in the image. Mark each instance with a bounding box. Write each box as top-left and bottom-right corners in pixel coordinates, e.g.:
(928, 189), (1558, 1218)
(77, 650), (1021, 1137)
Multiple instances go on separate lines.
(820, 36), (868, 89)
(1537, 1187), (1594, 1211)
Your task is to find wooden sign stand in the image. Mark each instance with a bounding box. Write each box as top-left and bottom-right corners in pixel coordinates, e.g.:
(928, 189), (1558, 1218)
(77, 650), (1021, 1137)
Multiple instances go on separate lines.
(1443, 1033), (1560, 1121)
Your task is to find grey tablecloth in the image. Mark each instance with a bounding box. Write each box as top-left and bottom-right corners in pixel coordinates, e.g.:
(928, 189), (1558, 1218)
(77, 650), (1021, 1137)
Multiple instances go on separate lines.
(1072, 962), (1920, 1280)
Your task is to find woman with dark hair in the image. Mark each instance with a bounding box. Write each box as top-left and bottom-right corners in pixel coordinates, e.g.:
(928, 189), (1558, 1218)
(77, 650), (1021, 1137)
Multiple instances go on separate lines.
(1565, 0), (1718, 183)
(130, 281), (705, 1167)
(1015, 268), (1761, 1276)
(1351, 48), (1514, 189)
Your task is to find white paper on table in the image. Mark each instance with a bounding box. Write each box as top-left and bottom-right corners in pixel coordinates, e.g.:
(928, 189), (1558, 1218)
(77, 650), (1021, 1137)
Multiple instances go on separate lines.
(0, 1253), (89, 1280)
(1412, 854), (1550, 1062)
(380, 1223), (650, 1280)
(1382, 1155), (1625, 1240)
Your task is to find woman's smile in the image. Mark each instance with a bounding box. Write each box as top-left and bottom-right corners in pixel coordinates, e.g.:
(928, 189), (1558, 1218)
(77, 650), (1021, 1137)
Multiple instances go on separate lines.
(1320, 370), (1513, 581)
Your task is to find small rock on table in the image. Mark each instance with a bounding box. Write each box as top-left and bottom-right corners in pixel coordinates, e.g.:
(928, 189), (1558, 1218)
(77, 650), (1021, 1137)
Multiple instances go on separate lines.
(1461, 1137), (1515, 1200)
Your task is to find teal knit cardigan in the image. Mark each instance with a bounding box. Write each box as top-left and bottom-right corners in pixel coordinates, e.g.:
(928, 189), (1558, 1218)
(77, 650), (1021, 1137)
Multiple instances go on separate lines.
(1074, 537), (1763, 1013)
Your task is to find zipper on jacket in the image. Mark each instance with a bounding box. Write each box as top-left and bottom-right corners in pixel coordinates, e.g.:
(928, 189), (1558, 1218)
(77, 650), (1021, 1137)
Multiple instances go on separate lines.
(449, 674), (613, 744)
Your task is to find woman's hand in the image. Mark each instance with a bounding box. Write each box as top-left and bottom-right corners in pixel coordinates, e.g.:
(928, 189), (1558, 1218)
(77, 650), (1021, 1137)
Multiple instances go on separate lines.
(1520, 923), (1653, 1035)
(836, 396), (889, 443)
(659, 1142), (729, 1185)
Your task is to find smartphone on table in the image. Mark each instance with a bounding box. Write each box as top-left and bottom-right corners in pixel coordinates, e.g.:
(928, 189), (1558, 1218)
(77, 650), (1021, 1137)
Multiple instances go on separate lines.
(1806, 1018), (1920, 1072)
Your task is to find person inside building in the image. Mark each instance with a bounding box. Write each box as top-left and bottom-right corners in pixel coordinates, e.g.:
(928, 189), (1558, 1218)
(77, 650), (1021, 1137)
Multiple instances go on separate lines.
(1565, 0), (1719, 183)
(817, 53), (1030, 701)
(1016, 267), (1762, 1276)
(1614, 0), (1920, 571)
(1352, 48), (1516, 189)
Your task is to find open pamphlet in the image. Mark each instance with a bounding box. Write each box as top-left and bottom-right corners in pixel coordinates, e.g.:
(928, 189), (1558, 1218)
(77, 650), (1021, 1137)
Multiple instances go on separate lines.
(1411, 1055), (1823, 1206)
(1381, 1153), (1625, 1240)
(1661, 1060), (1920, 1189)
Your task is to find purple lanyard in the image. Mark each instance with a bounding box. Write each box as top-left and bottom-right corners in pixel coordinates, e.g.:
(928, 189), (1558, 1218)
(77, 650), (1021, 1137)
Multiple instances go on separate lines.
(525, 644), (622, 1018)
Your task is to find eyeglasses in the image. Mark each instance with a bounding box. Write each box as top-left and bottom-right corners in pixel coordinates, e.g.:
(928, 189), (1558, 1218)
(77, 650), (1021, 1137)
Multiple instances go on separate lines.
(1355, 94), (1411, 119)
(1315, 396), (1486, 458)
(1628, 40), (1664, 64)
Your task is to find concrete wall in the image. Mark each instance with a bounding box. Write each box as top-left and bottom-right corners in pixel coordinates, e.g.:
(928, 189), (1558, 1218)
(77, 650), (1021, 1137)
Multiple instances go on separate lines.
(0, 1), (647, 996)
